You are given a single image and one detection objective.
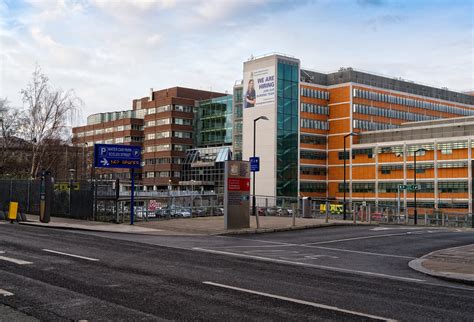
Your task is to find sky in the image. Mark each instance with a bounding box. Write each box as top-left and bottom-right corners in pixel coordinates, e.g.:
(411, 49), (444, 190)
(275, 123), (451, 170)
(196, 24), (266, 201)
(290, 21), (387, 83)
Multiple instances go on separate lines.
(0, 0), (473, 125)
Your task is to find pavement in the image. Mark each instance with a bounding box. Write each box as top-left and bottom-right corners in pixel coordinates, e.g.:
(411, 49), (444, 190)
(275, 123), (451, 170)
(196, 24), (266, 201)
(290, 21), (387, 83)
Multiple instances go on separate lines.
(0, 224), (473, 321)
(18, 213), (369, 236)
(409, 244), (474, 285)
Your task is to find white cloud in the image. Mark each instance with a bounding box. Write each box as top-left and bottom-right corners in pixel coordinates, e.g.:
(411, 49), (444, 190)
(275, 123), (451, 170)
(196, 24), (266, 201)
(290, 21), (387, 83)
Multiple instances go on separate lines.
(0, 0), (471, 124)
(146, 34), (163, 46)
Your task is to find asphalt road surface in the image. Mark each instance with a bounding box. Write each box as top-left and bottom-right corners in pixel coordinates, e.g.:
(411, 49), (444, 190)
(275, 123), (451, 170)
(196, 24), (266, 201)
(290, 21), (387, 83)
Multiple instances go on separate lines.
(0, 223), (473, 321)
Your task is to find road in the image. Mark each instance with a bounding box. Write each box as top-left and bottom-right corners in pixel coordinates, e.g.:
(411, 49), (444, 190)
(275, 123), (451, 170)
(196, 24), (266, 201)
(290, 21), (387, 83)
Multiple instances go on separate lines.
(0, 222), (473, 321)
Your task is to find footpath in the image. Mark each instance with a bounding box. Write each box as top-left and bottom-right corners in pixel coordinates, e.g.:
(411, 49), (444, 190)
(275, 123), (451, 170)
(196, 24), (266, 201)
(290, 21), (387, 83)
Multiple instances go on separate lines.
(409, 244), (474, 285)
(17, 214), (362, 236)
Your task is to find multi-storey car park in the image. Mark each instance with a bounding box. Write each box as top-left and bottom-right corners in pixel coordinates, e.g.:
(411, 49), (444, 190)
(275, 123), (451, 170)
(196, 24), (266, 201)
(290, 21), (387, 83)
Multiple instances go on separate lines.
(72, 53), (474, 214)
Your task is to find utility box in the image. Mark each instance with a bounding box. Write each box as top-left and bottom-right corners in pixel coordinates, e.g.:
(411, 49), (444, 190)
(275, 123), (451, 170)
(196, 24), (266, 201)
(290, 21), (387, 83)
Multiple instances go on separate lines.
(8, 202), (18, 222)
(302, 197), (312, 218)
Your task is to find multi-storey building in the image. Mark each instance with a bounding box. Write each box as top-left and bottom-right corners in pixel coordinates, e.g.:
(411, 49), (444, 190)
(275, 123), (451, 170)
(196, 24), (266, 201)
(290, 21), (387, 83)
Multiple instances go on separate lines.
(196, 95), (233, 148)
(133, 87), (227, 191)
(72, 110), (145, 180)
(353, 117), (474, 213)
(242, 53), (474, 213)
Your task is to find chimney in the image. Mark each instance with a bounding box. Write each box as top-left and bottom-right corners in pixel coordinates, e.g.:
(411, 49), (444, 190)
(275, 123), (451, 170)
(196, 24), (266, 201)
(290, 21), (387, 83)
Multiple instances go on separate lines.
(149, 88), (153, 101)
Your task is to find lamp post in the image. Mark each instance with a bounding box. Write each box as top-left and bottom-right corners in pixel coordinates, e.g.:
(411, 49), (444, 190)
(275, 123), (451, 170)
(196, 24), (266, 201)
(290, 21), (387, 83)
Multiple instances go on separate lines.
(253, 116), (269, 229)
(191, 179), (195, 217)
(343, 132), (359, 220)
(413, 148), (426, 225)
(82, 142), (88, 181)
(68, 168), (76, 217)
(168, 179), (172, 218)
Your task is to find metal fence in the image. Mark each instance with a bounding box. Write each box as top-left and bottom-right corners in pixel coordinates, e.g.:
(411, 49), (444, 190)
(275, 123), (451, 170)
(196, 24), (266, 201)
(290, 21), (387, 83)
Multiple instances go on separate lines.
(0, 179), (93, 220)
(1, 178), (472, 227)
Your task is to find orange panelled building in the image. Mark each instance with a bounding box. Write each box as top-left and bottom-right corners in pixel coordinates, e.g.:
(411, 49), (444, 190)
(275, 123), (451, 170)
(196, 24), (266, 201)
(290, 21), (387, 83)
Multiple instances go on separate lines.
(297, 67), (474, 213)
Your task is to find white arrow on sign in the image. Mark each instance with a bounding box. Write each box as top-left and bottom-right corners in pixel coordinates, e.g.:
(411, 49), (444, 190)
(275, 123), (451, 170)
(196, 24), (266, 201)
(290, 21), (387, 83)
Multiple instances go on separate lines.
(100, 158), (109, 166)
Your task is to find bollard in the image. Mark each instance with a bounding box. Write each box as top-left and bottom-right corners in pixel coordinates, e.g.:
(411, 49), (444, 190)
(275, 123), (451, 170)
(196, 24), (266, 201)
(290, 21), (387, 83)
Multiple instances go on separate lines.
(291, 203), (297, 227)
(325, 201), (329, 223)
(353, 205), (357, 224)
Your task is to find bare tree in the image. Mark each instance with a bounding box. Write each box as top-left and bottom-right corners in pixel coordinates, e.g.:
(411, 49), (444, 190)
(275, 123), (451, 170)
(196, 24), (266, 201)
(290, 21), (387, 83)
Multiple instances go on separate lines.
(20, 65), (82, 178)
(0, 98), (27, 177)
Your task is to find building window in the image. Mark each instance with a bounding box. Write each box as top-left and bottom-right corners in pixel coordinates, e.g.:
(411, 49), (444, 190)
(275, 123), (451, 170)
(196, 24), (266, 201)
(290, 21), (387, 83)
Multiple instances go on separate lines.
(146, 172), (155, 178)
(300, 182), (326, 193)
(301, 118), (329, 130)
(301, 150), (326, 160)
(300, 135), (327, 145)
(300, 167), (327, 176)
(338, 183), (375, 193)
(438, 181), (468, 193)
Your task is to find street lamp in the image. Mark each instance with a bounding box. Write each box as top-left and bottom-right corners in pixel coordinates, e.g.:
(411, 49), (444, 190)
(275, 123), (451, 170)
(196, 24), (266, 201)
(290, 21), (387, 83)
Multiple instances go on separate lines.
(83, 142), (88, 181)
(343, 132), (359, 220)
(191, 179), (196, 217)
(413, 148), (426, 225)
(168, 179), (172, 218)
(253, 115), (269, 229)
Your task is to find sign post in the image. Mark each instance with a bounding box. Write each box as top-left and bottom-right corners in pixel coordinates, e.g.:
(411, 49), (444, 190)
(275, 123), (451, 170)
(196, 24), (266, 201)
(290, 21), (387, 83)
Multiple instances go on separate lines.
(94, 144), (141, 225)
(249, 157), (260, 172)
(224, 160), (251, 229)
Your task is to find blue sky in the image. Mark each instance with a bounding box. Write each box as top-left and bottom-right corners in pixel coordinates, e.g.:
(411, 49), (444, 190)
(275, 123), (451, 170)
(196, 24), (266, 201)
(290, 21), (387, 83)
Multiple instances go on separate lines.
(0, 0), (472, 124)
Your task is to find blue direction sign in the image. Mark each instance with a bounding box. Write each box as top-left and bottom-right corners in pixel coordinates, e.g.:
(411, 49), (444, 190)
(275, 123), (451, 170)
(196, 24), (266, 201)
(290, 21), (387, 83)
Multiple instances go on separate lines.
(249, 157), (260, 172)
(94, 144), (141, 169)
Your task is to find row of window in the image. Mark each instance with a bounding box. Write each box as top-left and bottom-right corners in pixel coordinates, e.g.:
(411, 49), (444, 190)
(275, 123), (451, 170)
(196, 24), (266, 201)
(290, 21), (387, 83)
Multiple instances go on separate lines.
(300, 150), (327, 160)
(353, 88), (473, 116)
(341, 181), (469, 193)
(301, 118), (329, 130)
(353, 119), (399, 131)
(300, 167), (327, 176)
(147, 105), (193, 114)
(145, 171), (181, 178)
(353, 104), (438, 122)
(145, 131), (193, 140)
(77, 124), (143, 137)
(145, 144), (193, 152)
(301, 87), (330, 100)
(145, 157), (182, 165)
(146, 118), (193, 127)
(84, 136), (143, 146)
(301, 103), (329, 115)
(300, 182), (327, 193)
(300, 134), (327, 146)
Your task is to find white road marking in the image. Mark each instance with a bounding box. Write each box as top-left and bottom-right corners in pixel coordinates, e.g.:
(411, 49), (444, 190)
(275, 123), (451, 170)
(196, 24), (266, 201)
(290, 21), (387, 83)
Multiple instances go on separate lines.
(194, 247), (424, 283)
(203, 281), (396, 321)
(42, 249), (99, 261)
(0, 289), (14, 297)
(303, 232), (428, 245)
(0, 251), (4, 254)
(312, 246), (415, 259)
(0, 255), (33, 265)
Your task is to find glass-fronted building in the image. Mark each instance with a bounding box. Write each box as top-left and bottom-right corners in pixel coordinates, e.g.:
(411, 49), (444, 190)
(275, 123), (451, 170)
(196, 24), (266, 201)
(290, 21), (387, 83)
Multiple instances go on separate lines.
(276, 59), (299, 197)
(197, 95), (233, 148)
(179, 146), (232, 194)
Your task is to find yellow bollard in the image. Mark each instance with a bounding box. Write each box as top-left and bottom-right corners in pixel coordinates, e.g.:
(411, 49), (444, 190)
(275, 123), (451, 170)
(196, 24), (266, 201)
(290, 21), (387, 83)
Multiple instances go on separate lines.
(8, 202), (18, 223)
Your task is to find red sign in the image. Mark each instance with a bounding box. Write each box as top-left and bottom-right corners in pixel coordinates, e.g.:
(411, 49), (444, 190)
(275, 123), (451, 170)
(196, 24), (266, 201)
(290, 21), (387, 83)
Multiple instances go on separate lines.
(228, 178), (250, 192)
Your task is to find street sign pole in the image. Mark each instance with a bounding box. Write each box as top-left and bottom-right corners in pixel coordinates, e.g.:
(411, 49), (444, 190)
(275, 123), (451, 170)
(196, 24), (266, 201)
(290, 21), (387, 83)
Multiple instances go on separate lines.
(93, 144), (141, 225)
(130, 168), (135, 225)
(397, 186), (401, 220)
